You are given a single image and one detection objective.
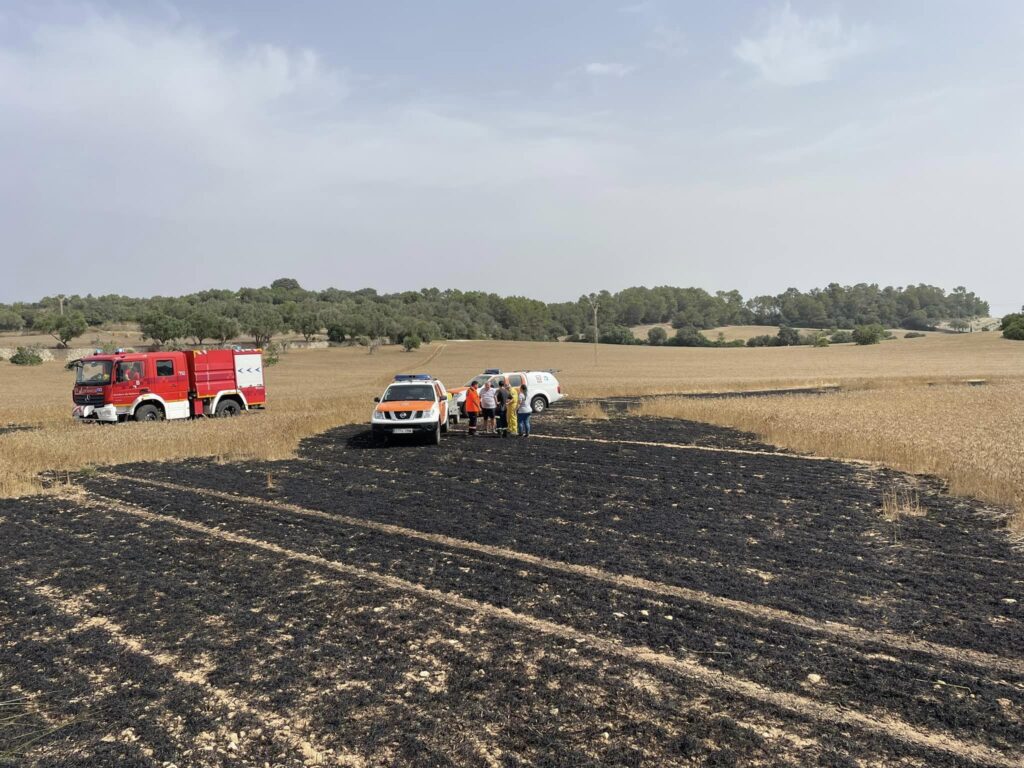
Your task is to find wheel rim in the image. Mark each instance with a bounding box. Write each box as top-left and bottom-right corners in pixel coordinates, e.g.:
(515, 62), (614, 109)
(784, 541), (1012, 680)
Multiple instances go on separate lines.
(533, 398), (545, 413)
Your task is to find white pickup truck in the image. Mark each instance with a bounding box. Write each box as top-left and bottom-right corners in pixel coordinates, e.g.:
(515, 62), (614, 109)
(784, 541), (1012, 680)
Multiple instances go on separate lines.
(450, 369), (564, 415)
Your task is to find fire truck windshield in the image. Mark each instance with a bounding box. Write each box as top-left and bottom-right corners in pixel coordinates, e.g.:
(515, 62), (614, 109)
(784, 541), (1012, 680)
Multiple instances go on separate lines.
(76, 360), (112, 385)
(382, 384), (435, 402)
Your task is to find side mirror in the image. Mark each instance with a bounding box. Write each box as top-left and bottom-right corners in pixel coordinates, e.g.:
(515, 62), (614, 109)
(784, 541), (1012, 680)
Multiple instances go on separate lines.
(373, 396), (380, 402)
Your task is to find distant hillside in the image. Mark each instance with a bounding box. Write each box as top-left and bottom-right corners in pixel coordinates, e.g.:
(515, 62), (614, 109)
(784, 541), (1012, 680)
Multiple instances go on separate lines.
(0, 279), (990, 348)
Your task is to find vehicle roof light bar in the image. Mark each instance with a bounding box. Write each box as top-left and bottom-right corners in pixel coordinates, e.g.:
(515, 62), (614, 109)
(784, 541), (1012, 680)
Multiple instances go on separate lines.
(393, 373), (433, 381)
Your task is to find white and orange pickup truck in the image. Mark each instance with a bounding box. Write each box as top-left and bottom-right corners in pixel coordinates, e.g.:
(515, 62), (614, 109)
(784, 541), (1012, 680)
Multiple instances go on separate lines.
(371, 374), (451, 445)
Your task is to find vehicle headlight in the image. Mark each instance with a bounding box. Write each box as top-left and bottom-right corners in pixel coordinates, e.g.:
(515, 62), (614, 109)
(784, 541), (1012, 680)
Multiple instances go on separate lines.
(373, 410), (386, 421)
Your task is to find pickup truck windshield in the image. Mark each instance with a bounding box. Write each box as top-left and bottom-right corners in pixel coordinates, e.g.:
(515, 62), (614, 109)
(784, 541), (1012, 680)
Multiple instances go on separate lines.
(467, 375), (491, 388)
(76, 360), (112, 385)
(383, 384), (435, 402)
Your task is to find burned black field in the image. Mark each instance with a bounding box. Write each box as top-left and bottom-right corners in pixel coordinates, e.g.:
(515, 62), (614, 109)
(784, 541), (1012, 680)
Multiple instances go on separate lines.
(2, 414), (1023, 767)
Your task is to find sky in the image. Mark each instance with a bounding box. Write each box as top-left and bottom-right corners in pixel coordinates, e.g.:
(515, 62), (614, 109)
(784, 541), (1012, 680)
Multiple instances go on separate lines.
(1, 1), (1022, 312)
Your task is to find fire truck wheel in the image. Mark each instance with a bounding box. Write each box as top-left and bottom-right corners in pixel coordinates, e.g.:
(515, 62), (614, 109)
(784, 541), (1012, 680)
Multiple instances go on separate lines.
(134, 404), (164, 422)
(215, 399), (242, 417)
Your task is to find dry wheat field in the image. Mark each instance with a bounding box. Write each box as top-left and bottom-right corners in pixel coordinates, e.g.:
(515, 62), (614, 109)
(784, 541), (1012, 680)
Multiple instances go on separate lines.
(1, 333), (1022, 512)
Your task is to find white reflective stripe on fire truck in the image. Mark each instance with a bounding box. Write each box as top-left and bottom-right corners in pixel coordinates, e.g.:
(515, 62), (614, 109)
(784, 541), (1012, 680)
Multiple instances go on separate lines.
(130, 395), (190, 421)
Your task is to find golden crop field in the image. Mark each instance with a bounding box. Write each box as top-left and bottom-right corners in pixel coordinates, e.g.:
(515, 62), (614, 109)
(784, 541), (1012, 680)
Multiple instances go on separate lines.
(629, 323), (945, 343)
(639, 382), (1024, 529)
(1, 332), (1022, 524)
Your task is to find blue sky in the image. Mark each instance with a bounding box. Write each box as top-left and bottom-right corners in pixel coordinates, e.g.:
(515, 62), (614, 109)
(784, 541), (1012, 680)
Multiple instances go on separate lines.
(2, 1), (1022, 312)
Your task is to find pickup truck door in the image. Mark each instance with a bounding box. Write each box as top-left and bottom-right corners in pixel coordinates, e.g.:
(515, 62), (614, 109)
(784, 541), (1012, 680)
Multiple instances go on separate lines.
(434, 383), (447, 422)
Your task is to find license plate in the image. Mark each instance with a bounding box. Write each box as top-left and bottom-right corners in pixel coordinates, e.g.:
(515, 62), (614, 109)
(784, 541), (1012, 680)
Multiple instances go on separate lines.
(393, 428), (414, 434)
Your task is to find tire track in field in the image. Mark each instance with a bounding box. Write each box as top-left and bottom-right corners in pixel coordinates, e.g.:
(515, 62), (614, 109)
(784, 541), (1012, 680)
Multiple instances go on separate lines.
(99, 472), (1024, 678)
(73, 491), (1024, 768)
(533, 433), (878, 465)
(22, 577), (363, 768)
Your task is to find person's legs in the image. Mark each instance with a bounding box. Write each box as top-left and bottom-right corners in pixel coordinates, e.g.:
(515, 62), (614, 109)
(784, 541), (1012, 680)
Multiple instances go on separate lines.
(523, 413), (531, 437)
(517, 413), (526, 436)
(507, 407), (517, 435)
(468, 412), (477, 435)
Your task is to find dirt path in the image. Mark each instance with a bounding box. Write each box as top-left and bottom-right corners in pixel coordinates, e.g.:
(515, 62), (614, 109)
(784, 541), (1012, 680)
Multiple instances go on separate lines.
(534, 432), (877, 465)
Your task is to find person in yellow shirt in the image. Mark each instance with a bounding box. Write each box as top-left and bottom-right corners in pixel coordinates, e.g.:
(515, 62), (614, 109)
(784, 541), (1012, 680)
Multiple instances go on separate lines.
(506, 383), (519, 436)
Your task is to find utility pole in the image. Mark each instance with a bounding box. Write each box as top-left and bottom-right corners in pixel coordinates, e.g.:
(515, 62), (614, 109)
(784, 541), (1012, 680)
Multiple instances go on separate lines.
(585, 293), (600, 365)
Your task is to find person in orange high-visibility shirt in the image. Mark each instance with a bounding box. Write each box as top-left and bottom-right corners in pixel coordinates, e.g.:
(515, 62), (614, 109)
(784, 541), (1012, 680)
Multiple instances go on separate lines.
(464, 381), (482, 436)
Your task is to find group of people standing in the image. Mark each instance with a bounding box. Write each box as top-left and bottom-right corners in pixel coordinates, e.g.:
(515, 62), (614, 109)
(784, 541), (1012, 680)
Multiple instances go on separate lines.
(463, 380), (532, 438)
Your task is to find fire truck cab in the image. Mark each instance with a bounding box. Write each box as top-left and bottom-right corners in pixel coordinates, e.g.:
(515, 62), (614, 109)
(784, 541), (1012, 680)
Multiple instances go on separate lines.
(72, 348), (266, 422)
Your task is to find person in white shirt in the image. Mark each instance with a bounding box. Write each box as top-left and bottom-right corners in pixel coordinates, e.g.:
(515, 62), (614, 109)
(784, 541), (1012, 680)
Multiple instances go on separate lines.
(517, 384), (532, 437)
(480, 382), (497, 434)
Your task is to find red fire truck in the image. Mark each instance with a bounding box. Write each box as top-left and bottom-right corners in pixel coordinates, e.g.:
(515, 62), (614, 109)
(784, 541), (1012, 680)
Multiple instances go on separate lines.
(71, 348), (266, 422)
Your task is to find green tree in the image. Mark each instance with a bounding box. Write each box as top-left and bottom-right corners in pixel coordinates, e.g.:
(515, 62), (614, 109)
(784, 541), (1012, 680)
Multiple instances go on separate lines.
(35, 311), (88, 348)
(186, 309), (223, 345)
(140, 312), (187, 346)
(599, 325), (640, 345)
(241, 304), (283, 348)
(212, 315), (240, 345)
(0, 308), (24, 331)
(403, 334), (422, 352)
(647, 326), (667, 346)
(292, 305), (323, 342)
(852, 324), (886, 345)
(776, 326), (801, 346)
(1001, 313), (1024, 340)
(10, 346), (43, 365)
(667, 326), (709, 347)
(1000, 313), (1023, 331)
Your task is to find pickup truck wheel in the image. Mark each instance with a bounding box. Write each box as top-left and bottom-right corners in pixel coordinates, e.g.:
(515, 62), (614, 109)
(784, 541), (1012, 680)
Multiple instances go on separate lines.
(531, 395), (547, 414)
(432, 423), (442, 445)
(134, 404), (164, 422)
(215, 399), (242, 417)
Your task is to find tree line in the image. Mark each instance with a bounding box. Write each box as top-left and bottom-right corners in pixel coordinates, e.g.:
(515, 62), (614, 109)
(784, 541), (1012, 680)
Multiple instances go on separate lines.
(0, 278), (993, 348)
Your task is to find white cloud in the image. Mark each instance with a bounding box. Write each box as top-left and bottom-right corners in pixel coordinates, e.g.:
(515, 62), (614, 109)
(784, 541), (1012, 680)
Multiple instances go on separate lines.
(582, 62), (634, 77)
(734, 3), (869, 86)
(0, 10), (636, 300)
(0, 12), (628, 196)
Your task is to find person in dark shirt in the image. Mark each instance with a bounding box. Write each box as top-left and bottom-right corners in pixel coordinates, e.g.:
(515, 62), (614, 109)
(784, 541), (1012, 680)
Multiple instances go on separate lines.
(494, 381), (510, 437)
